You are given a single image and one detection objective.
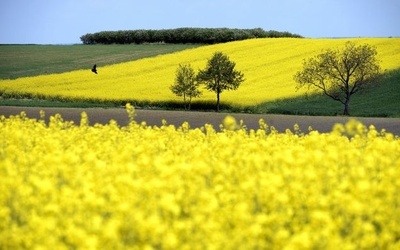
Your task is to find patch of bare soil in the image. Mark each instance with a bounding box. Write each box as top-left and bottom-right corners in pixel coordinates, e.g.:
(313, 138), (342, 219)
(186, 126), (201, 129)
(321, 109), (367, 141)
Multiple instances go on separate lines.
(1, 106), (399, 135)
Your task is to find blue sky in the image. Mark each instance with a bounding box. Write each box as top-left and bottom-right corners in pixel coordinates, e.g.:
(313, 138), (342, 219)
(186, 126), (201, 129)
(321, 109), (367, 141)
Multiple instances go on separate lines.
(1, 0), (399, 44)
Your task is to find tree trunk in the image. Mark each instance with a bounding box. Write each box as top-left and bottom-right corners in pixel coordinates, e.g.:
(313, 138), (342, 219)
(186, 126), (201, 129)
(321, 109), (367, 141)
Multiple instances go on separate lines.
(343, 100), (350, 116)
(216, 91), (220, 112)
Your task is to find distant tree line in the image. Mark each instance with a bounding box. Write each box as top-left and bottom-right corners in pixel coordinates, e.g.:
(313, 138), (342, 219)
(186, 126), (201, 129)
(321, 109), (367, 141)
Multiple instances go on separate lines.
(80, 28), (302, 45)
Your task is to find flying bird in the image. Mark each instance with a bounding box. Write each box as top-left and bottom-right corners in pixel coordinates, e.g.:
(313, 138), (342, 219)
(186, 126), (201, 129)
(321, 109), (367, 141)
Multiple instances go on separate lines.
(91, 64), (97, 74)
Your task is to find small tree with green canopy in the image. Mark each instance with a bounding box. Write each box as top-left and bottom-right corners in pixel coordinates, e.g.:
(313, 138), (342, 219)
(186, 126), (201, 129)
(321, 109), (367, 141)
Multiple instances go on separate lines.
(294, 41), (381, 115)
(197, 51), (244, 112)
(170, 64), (201, 110)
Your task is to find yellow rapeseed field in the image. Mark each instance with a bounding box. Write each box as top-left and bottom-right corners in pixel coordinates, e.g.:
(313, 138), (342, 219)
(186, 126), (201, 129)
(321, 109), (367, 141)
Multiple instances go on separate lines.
(1, 38), (399, 106)
(1, 104), (400, 249)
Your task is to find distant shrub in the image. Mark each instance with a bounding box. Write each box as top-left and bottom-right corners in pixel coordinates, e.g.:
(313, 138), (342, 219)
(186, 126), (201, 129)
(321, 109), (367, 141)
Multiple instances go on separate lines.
(80, 28), (303, 44)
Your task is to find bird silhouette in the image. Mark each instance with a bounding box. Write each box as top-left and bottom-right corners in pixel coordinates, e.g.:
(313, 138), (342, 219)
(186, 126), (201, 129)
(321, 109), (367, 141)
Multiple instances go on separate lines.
(91, 64), (97, 74)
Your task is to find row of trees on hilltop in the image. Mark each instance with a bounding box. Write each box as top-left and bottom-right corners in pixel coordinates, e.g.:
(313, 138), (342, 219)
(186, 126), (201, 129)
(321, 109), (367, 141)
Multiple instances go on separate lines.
(80, 28), (302, 44)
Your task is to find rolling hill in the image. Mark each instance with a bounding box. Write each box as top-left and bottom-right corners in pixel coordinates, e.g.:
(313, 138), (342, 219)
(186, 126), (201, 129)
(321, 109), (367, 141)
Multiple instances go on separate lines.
(1, 38), (399, 109)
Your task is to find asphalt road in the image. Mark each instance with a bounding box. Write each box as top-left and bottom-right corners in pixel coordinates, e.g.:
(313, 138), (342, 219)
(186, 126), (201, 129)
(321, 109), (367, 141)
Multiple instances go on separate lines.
(1, 106), (400, 135)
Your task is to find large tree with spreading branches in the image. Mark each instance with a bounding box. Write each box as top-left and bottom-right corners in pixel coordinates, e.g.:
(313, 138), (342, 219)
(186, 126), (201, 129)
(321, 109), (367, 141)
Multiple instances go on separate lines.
(294, 41), (381, 115)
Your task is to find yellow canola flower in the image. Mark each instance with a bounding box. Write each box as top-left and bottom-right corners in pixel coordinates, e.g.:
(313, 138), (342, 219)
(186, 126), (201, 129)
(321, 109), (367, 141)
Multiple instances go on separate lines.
(0, 111), (400, 249)
(1, 38), (399, 106)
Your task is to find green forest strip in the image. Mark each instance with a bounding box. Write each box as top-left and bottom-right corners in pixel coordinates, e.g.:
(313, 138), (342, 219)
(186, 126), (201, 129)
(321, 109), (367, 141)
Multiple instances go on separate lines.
(80, 28), (302, 45)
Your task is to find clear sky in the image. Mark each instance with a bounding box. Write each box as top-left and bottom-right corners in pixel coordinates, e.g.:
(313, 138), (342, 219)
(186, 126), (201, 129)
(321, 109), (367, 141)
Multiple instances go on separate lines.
(1, 0), (399, 44)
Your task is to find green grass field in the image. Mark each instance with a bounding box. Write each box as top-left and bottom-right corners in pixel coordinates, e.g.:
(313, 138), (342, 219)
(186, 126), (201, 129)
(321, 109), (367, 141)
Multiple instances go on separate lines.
(0, 44), (201, 79)
(253, 69), (400, 117)
(1, 41), (399, 117)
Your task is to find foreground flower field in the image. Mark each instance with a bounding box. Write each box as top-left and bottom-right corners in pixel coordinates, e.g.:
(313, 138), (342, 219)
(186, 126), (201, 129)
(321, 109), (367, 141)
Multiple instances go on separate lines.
(1, 105), (400, 249)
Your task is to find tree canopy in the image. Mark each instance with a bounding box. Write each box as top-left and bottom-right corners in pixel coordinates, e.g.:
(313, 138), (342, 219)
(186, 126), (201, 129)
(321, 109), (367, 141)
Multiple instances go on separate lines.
(170, 64), (201, 110)
(294, 41), (381, 115)
(197, 52), (244, 112)
(80, 28), (302, 44)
